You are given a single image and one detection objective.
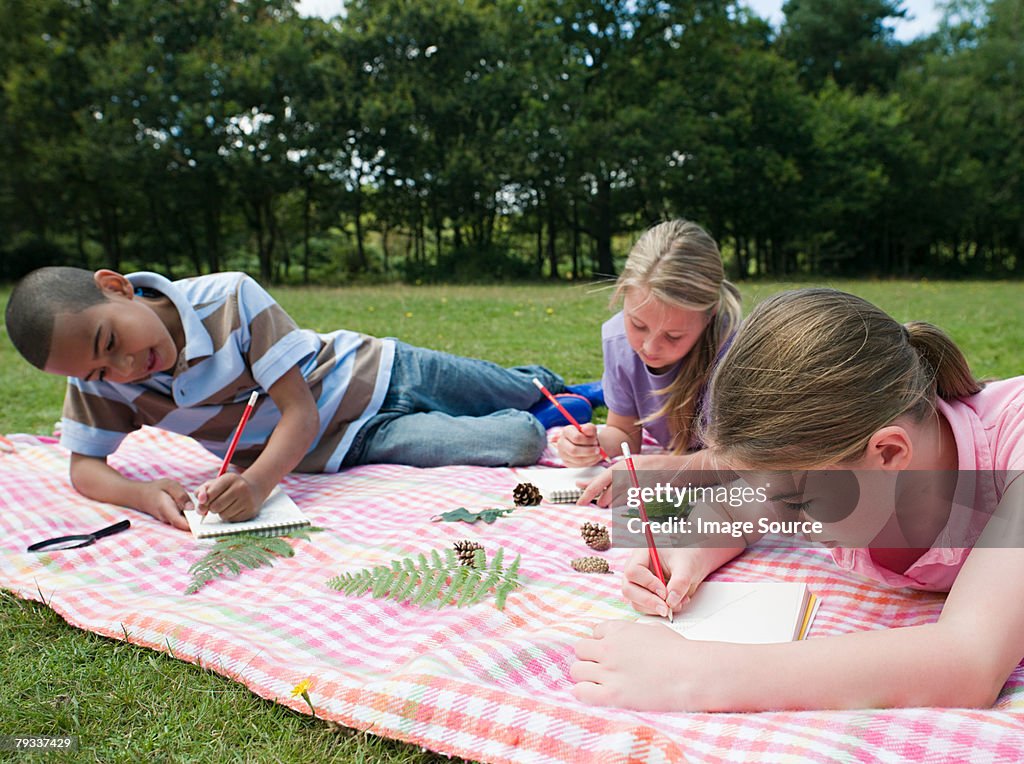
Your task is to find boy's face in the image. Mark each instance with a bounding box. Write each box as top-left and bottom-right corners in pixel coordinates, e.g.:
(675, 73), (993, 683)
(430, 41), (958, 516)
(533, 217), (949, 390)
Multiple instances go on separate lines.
(43, 272), (178, 384)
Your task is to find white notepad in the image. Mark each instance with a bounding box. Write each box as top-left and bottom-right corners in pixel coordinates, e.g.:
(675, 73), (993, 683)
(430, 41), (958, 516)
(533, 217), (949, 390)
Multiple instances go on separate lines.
(514, 466), (607, 503)
(637, 581), (820, 643)
(184, 487), (310, 539)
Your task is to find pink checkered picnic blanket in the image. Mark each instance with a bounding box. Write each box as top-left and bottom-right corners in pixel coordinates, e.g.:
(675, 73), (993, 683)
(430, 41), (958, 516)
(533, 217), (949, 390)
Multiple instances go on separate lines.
(1, 427), (1022, 763)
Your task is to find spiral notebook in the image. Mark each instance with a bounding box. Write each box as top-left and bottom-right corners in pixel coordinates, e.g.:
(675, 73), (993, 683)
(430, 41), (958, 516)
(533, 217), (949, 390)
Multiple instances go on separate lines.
(184, 487), (310, 539)
(513, 466), (606, 503)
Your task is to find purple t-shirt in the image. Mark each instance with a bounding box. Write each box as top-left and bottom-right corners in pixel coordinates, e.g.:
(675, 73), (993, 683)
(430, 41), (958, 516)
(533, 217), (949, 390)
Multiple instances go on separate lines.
(601, 312), (683, 449)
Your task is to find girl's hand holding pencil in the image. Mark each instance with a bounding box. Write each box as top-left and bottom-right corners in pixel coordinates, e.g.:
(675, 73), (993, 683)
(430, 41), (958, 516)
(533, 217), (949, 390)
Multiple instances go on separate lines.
(557, 422), (606, 467)
(621, 547), (708, 619)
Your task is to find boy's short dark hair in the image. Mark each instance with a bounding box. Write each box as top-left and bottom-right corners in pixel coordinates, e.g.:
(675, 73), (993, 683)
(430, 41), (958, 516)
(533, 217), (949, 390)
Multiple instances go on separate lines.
(5, 267), (107, 370)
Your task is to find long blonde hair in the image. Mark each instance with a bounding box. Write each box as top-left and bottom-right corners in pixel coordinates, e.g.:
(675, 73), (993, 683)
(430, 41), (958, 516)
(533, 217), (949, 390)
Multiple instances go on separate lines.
(702, 288), (982, 469)
(614, 219), (742, 452)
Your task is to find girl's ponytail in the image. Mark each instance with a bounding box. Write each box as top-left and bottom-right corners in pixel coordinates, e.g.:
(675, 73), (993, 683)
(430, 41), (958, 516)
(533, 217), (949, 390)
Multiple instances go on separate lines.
(703, 289), (984, 469)
(904, 322), (982, 401)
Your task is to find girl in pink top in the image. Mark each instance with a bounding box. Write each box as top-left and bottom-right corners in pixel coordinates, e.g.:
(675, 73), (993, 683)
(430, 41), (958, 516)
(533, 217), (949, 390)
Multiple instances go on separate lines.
(561, 220), (741, 504)
(572, 288), (1024, 711)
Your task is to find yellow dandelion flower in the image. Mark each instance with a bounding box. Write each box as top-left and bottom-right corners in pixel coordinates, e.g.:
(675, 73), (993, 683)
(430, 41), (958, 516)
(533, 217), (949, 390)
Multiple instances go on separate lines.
(545, 307), (554, 315)
(291, 678), (312, 697)
(405, 311), (413, 318)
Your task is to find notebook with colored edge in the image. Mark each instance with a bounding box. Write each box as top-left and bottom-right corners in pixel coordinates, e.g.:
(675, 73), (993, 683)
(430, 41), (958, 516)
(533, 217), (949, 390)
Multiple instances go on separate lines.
(637, 581), (820, 643)
(184, 486), (310, 539)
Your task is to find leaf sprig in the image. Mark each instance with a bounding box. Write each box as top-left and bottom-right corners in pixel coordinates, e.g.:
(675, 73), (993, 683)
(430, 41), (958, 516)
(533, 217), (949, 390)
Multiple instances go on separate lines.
(326, 547), (521, 610)
(185, 527), (320, 595)
(431, 507), (516, 524)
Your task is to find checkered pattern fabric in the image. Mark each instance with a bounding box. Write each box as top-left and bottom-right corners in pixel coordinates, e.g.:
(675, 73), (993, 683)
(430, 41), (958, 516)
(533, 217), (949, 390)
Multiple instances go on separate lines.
(1, 428), (1022, 763)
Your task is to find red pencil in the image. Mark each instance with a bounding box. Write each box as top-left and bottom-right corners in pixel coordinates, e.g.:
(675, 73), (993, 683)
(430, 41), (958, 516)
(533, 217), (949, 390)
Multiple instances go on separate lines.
(531, 378), (609, 461)
(622, 441), (673, 622)
(200, 390), (259, 524)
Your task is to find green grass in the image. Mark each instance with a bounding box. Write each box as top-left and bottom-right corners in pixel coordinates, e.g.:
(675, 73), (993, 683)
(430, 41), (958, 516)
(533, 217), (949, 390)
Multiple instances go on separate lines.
(1, 279), (1022, 762)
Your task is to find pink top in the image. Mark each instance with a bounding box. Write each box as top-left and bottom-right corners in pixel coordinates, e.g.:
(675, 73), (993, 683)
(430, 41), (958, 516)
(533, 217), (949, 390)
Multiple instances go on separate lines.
(830, 376), (1024, 592)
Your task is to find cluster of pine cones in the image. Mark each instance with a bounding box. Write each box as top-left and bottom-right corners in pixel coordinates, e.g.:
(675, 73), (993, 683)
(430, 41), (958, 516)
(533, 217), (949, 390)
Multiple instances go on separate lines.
(450, 482), (542, 569)
(572, 521), (611, 574)
(452, 484), (614, 574)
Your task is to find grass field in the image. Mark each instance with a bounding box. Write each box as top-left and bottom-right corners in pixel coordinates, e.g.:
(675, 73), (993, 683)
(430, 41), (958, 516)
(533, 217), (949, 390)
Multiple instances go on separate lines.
(1, 279), (1022, 762)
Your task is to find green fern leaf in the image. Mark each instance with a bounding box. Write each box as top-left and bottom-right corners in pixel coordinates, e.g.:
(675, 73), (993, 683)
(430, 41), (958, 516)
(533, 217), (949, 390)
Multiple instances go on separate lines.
(371, 567), (394, 598)
(392, 570), (418, 602)
(326, 547), (521, 610)
(186, 530), (316, 595)
(412, 568), (442, 606)
(454, 569), (482, 607)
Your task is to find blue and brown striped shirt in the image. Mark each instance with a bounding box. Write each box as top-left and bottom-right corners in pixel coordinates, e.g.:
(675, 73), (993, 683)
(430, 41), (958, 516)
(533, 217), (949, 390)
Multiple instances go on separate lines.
(60, 271), (394, 472)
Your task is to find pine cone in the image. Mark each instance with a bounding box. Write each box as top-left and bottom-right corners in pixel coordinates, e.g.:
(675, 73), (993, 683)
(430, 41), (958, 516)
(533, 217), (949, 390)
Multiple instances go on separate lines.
(580, 521), (611, 551)
(571, 556), (610, 574)
(453, 539), (484, 567)
(513, 482), (542, 506)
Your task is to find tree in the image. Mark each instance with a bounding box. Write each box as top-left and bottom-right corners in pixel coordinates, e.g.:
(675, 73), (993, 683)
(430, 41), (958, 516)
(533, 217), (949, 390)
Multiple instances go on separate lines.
(779, 0), (909, 92)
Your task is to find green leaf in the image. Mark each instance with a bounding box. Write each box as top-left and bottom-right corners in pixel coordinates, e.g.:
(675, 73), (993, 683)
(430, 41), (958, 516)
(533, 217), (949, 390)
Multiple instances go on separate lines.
(433, 507), (516, 524)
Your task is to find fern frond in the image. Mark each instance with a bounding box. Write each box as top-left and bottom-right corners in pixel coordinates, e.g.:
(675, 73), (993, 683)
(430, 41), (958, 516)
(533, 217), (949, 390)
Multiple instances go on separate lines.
(326, 547), (521, 610)
(186, 529), (318, 595)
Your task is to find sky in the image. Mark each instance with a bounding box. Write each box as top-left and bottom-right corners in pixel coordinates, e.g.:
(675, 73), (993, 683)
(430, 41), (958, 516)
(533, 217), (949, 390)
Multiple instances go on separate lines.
(297, 0), (944, 41)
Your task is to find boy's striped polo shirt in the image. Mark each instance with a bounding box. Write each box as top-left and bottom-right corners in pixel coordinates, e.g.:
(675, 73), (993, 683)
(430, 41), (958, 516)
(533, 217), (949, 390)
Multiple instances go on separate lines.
(59, 271), (394, 473)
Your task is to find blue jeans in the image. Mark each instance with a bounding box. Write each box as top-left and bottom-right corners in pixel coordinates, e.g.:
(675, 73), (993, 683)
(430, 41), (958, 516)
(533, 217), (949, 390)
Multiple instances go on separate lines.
(342, 341), (565, 468)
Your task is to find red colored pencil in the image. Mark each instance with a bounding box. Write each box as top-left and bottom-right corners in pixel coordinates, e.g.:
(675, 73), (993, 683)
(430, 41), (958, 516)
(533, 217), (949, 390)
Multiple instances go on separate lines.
(622, 441), (673, 622)
(200, 391), (259, 524)
(531, 378), (609, 461)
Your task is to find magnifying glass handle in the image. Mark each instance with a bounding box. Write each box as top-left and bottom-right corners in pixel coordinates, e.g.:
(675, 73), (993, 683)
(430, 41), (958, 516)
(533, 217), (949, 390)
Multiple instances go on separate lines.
(91, 519), (131, 539)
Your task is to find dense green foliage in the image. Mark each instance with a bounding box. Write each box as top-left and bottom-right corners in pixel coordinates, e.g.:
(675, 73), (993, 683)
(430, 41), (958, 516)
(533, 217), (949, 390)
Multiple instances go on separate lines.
(1, 0), (1020, 282)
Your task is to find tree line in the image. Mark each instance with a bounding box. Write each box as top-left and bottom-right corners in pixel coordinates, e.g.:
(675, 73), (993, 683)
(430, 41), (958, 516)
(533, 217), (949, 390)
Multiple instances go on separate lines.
(1, 0), (1021, 283)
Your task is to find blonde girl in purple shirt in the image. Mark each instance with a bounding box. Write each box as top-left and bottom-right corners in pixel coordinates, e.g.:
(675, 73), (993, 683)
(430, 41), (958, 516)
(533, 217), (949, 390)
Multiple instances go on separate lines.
(561, 220), (741, 504)
(571, 288), (1024, 712)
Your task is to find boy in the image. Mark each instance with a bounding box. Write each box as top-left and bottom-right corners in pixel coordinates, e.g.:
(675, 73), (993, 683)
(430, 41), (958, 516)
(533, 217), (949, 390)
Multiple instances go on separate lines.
(5, 267), (601, 530)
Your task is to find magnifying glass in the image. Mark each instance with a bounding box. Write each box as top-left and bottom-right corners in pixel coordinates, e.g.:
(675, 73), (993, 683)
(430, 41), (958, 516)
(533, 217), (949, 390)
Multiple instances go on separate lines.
(27, 519), (131, 552)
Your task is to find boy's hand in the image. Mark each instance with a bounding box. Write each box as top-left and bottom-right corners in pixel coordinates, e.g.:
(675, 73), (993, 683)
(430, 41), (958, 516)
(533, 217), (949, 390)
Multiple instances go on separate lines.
(557, 423), (603, 467)
(196, 473), (263, 523)
(622, 548), (709, 618)
(137, 479), (193, 531)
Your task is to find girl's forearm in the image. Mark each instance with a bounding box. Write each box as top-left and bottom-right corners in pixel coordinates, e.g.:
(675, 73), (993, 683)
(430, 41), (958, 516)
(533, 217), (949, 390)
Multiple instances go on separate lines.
(691, 621), (994, 712)
(598, 425), (639, 457)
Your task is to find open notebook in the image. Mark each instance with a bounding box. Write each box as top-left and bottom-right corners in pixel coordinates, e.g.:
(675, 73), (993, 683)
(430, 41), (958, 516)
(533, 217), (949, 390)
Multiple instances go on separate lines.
(638, 582), (819, 643)
(184, 487), (310, 539)
(514, 466), (607, 504)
